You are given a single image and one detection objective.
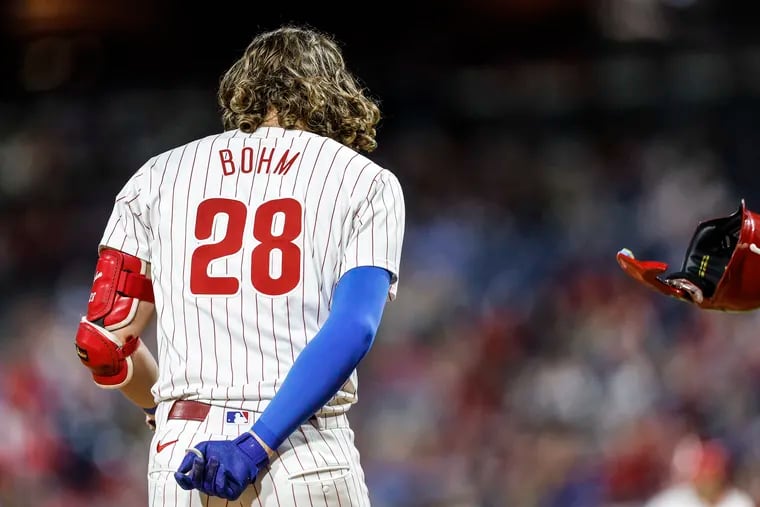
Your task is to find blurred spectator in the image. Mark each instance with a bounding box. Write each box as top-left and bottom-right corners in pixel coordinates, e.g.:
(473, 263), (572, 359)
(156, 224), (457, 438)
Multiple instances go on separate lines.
(644, 436), (755, 507)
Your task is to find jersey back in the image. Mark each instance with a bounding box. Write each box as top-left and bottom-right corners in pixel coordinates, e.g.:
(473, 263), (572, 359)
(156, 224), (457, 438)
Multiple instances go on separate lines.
(99, 127), (405, 413)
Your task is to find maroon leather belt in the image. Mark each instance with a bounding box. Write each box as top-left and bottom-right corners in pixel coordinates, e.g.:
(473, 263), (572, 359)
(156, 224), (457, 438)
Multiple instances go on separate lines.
(167, 399), (320, 425)
(168, 400), (211, 422)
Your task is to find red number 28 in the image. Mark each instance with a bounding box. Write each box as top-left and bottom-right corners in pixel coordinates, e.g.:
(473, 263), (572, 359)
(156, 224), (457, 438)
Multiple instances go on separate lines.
(189, 197), (302, 296)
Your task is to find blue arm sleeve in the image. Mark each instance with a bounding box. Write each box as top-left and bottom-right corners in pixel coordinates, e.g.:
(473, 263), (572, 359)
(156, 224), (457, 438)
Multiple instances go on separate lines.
(251, 266), (391, 450)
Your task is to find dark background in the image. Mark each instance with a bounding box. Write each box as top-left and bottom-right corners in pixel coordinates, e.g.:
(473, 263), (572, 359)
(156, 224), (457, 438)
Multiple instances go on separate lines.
(3, 1), (760, 506)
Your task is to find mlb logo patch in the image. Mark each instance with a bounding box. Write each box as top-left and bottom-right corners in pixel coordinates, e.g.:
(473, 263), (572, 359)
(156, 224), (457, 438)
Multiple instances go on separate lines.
(226, 410), (250, 424)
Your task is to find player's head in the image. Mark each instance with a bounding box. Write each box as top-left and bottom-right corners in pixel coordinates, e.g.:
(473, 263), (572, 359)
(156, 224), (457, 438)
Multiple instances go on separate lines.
(218, 25), (381, 153)
(673, 435), (733, 500)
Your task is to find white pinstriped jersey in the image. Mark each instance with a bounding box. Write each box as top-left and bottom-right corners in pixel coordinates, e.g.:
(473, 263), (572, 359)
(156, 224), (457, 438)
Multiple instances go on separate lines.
(99, 126), (405, 414)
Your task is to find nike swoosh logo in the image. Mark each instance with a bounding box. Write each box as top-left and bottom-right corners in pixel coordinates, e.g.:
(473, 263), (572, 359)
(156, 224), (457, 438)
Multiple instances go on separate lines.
(94, 271), (103, 281)
(750, 244), (760, 256)
(156, 439), (179, 453)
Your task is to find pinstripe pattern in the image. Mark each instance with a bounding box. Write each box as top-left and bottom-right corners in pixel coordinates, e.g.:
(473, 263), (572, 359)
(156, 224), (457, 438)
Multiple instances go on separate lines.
(148, 403), (368, 506)
(102, 127), (405, 506)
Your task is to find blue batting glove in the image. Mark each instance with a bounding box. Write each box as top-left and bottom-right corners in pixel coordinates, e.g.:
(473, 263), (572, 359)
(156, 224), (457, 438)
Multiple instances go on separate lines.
(173, 432), (269, 500)
(174, 442), (208, 491)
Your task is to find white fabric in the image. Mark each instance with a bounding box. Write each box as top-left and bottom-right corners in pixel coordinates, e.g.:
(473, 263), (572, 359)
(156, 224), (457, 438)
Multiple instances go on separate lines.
(148, 401), (369, 506)
(99, 127), (406, 414)
(645, 484), (755, 507)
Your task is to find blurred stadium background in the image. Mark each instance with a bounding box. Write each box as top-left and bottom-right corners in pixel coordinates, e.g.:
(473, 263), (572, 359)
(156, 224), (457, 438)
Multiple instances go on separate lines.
(3, 0), (760, 506)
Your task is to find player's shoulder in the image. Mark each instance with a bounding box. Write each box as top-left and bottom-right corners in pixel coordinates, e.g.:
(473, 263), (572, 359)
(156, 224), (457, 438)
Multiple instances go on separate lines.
(324, 136), (400, 187)
(723, 488), (756, 507)
(144, 130), (232, 168)
(644, 484), (696, 506)
(119, 131), (232, 194)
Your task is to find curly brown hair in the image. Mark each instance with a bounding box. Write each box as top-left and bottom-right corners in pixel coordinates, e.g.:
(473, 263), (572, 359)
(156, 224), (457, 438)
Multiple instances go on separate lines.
(218, 25), (382, 153)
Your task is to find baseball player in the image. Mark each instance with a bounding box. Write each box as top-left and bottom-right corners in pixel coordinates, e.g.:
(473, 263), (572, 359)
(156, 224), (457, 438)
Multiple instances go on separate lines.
(74, 25), (405, 506)
(645, 438), (755, 507)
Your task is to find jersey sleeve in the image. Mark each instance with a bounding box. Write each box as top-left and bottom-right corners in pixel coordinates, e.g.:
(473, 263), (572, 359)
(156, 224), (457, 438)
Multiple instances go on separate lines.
(98, 161), (153, 262)
(340, 170), (406, 300)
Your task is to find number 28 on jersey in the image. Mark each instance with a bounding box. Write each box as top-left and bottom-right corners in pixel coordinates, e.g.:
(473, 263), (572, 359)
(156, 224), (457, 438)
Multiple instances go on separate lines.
(189, 197), (303, 298)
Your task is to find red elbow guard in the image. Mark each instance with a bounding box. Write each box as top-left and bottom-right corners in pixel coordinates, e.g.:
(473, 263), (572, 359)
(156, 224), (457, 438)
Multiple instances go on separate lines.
(89, 248), (154, 330)
(76, 248), (153, 388)
(75, 319), (141, 389)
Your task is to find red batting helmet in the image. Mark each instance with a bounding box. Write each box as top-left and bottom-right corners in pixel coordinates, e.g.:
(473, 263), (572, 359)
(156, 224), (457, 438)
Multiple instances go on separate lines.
(617, 199), (760, 312)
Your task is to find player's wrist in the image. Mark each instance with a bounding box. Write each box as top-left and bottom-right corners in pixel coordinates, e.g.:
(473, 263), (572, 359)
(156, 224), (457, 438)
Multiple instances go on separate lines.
(233, 431), (271, 468)
(251, 420), (280, 456)
(249, 430), (277, 459)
